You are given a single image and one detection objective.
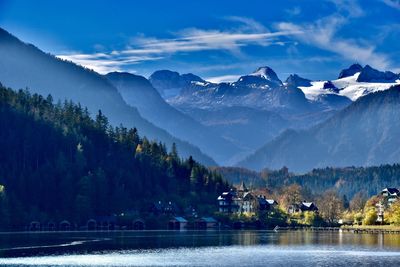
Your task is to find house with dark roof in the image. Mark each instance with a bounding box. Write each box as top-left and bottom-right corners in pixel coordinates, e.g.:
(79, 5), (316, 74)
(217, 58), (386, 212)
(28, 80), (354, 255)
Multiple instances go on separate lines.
(258, 196), (278, 211)
(288, 202), (318, 214)
(195, 217), (218, 229)
(241, 192), (257, 213)
(218, 188), (279, 215)
(381, 188), (400, 204)
(217, 190), (239, 213)
(168, 216), (188, 230)
(300, 202), (318, 212)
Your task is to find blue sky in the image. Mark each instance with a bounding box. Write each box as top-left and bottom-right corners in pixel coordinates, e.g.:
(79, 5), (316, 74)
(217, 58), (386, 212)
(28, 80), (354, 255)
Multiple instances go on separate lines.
(1, 0), (399, 81)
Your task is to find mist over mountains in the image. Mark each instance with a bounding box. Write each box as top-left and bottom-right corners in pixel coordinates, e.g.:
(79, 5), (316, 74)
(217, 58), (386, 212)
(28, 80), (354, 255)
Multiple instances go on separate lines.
(1, 26), (400, 171)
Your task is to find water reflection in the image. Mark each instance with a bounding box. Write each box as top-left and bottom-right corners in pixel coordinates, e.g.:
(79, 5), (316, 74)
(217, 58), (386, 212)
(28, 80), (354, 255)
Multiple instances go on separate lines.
(0, 231), (399, 266)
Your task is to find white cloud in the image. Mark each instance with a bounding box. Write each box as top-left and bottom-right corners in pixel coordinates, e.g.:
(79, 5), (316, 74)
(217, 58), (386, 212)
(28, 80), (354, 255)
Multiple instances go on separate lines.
(276, 16), (392, 70)
(382, 0), (400, 10)
(129, 29), (296, 56)
(57, 17), (300, 74)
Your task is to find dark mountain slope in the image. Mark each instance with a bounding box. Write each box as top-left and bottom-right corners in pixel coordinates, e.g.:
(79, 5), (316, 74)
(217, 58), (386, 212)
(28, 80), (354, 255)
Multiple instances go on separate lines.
(0, 27), (215, 165)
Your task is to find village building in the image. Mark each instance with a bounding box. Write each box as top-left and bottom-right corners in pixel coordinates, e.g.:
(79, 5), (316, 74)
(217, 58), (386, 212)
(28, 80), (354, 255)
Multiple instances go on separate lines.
(195, 217), (218, 229)
(258, 197), (278, 211)
(168, 216), (188, 230)
(376, 187), (400, 223)
(217, 190), (239, 213)
(133, 219), (145, 230)
(218, 182), (278, 215)
(288, 202), (318, 214)
(381, 187), (399, 205)
(241, 192), (257, 213)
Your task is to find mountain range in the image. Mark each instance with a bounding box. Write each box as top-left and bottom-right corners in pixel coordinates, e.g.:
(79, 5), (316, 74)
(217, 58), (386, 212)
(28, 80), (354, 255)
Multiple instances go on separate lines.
(1, 26), (400, 171)
(150, 63), (399, 167)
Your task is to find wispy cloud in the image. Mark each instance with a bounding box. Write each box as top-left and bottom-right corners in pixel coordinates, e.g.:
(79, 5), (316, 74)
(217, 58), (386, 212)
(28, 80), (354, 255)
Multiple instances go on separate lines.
(276, 15), (392, 70)
(57, 52), (162, 73)
(285, 6), (302, 16)
(382, 0), (400, 10)
(57, 17), (301, 74)
(328, 0), (365, 17)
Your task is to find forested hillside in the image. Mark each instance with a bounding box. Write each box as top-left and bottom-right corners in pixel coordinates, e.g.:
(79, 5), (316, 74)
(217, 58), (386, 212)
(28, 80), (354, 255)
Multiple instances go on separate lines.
(215, 165), (400, 199)
(0, 85), (229, 230)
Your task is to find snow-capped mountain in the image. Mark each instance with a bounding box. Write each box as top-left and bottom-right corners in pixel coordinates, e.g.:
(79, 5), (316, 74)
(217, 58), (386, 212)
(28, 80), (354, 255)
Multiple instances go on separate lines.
(149, 70), (205, 98)
(166, 66), (310, 112)
(298, 64), (400, 101)
(147, 64), (399, 166)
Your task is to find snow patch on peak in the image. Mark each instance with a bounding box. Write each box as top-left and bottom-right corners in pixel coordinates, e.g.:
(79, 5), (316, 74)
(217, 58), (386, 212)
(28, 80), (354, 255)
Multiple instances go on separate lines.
(298, 72), (400, 101)
(250, 66), (279, 81)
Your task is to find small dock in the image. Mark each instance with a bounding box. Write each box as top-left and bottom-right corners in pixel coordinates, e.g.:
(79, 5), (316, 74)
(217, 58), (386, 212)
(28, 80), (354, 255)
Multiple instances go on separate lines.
(342, 227), (400, 234)
(274, 226), (340, 232)
(274, 226), (400, 234)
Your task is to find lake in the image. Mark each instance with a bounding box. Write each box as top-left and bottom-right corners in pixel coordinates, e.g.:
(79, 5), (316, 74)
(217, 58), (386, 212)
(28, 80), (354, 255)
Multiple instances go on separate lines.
(0, 230), (400, 266)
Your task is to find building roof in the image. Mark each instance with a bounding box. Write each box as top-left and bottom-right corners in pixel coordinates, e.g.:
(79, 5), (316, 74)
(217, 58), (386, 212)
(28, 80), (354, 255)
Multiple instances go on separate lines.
(243, 192), (255, 200)
(301, 202), (318, 211)
(238, 181), (248, 192)
(302, 202), (314, 208)
(266, 199), (277, 205)
(382, 188), (400, 195)
(201, 217), (218, 223)
(217, 191), (236, 200)
(172, 216), (187, 223)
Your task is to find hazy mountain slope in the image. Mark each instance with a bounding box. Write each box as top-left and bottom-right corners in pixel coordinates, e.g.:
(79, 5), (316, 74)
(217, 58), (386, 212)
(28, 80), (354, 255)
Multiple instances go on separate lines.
(238, 85), (400, 172)
(177, 106), (289, 153)
(0, 27), (216, 165)
(105, 72), (242, 164)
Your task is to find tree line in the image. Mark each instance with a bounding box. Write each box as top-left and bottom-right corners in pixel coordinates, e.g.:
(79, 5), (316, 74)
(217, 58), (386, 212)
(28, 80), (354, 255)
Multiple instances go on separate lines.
(0, 85), (229, 230)
(216, 165), (400, 200)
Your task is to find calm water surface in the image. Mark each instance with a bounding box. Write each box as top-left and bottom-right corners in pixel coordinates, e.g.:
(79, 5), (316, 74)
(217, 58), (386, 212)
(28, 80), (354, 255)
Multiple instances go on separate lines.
(0, 230), (399, 266)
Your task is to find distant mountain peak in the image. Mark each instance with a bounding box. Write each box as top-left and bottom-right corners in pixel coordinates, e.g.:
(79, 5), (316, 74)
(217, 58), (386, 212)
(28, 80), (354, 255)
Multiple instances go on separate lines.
(285, 74), (312, 87)
(181, 73), (205, 83)
(149, 70), (205, 98)
(338, 63), (363, 79)
(357, 65), (400, 83)
(105, 71), (153, 89)
(234, 66), (282, 88)
(250, 66), (280, 81)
